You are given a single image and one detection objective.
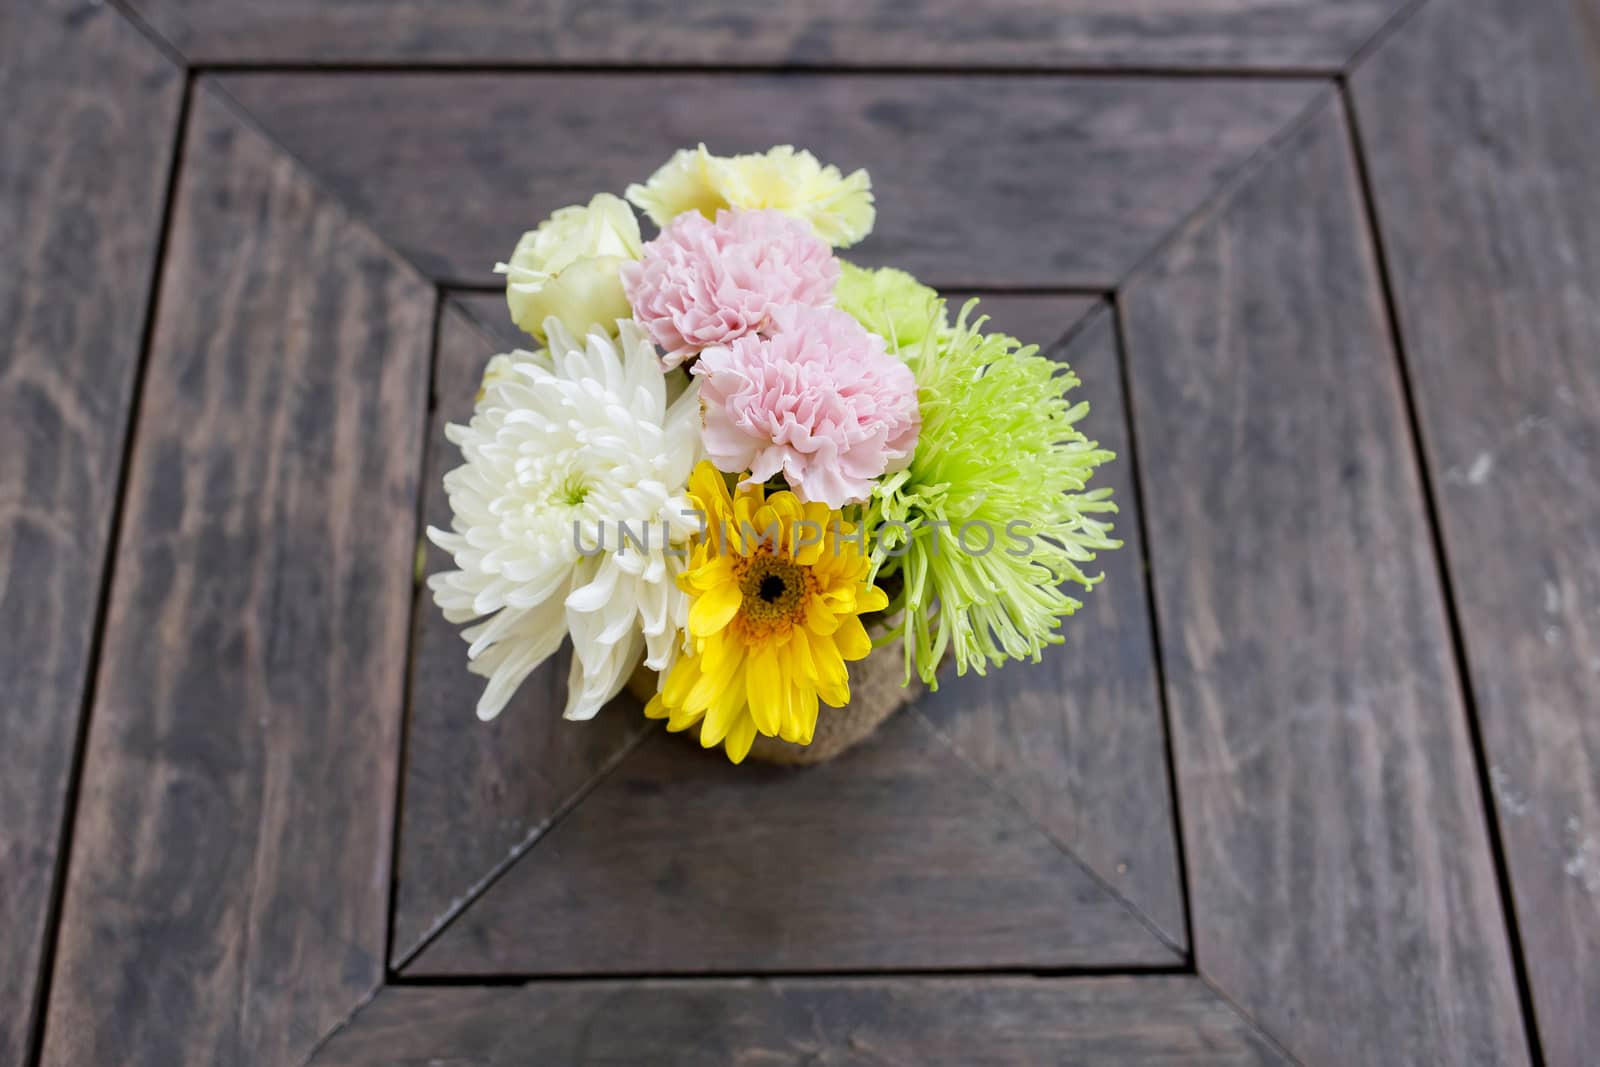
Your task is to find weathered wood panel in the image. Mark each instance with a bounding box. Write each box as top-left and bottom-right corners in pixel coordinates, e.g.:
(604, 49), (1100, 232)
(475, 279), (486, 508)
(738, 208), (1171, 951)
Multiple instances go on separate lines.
(451, 292), (527, 352)
(408, 714), (1179, 975)
(392, 301), (651, 963)
(1119, 99), (1529, 1064)
(217, 73), (1322, 287)
(0, 3), (181, 1061)
(917, 298), (1187, 949)
(127, 0), (1404, 71)
(39, 85), (434, 1067)
(310, 977), (1285, 1066)
(1352, 0), (1600, 1059)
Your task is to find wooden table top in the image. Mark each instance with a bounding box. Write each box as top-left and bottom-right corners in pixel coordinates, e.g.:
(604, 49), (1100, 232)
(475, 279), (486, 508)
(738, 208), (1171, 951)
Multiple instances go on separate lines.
(4, 1), (1596, 1064)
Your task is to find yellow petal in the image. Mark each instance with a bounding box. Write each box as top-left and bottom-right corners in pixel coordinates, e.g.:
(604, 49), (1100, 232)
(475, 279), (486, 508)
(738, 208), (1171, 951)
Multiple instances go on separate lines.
(795, 502), (833, 565)
(857, 583), (889, 614)
(685, 647), (737, 712)
(768, 492), (803, 530)
(661, 656), (699, 708)
(787, 626), (819, 685)
(687, 554), (734, 592)
(689, 580), (742, 637)
(794, 685), (820, 743)
(819, 674), (850, 708)
(724, 713), (757, 764)
(746, 645), (782, 736)
(701, 660), (746, 746)
(835, 614), (872, 661)
(665, 704), (704, 732)
(804, 593), (841, 636)
(643, 693), (667, 720)
(698, 628), (740, 682)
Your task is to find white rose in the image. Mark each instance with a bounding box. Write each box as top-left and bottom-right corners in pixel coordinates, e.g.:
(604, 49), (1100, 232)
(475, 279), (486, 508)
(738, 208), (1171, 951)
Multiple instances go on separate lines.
(496, 193), (643, 341)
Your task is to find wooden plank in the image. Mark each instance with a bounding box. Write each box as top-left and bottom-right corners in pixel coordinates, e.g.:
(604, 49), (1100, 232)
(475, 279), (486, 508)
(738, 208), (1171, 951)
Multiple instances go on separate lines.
(451, 292), (526, 352)
(1351, 1), (1600, 1059)
(1119, 99), (1529, 1065)
(127, 0), (1403, 71)
(917, 299), (1187, 948)
(407, 713), (1180, 975)
(0, 3), (181, 1062)
(392, 301), (651, 962)
(38, 85), (435, 1067)
(217, 73), (1322, 287)
(310, 976), (1285, 1065)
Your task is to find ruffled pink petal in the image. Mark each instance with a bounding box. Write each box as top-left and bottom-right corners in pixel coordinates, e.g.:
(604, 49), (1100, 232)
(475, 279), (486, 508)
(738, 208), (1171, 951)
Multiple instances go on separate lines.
(622, 208), (840, 370)
(692, 304), (921, 508)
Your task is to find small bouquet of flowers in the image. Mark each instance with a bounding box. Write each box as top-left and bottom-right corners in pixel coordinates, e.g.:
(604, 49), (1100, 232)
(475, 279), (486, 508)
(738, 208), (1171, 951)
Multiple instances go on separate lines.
(429, 145), (1118, 765)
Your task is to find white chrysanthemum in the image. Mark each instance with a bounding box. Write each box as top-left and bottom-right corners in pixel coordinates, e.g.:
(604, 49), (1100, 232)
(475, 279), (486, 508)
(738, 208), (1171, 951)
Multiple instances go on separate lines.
(428, 318), (702, 722)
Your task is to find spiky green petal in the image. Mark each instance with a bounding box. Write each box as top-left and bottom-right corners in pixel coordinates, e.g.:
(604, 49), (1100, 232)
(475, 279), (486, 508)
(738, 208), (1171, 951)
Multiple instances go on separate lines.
(866, 301), (1119, 685)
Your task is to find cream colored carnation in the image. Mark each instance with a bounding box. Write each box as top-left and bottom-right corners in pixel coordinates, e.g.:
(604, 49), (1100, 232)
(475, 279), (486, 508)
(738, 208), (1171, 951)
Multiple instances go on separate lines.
(625, 144), (875, 248)
(496, 193), (643, 342)
(620, 147), (725, 234)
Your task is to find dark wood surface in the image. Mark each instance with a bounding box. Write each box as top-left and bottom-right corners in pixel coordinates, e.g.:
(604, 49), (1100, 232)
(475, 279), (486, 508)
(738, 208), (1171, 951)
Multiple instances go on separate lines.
(308, 977), (1285, 1066)
(37, 87), (435, 1067)
(0, 3), (181, 1062)
(127, 0), (1406, 71)
(392, 301), (652, 963)
(215, 73), (1323, 287)
(918, 299), (1188, 949)
(1120, 98), (1529, 1066)
(408, 713), (1180, 974)
(9, 1), (1593, 1063)
(1352, 0), (1600, 1059)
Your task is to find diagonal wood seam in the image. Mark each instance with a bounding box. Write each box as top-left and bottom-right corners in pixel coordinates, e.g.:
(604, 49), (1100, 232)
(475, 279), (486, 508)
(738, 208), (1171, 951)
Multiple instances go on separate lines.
(907, 711), (1186, 960)
(388, 724), (657, 971)
(81, 6), (1440, 1064)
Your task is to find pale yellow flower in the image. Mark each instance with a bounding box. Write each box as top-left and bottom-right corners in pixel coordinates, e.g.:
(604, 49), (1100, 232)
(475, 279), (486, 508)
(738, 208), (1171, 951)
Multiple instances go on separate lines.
(496, 193), (642, 342)
(625, 144), (876, 248)
(621, 147), (725, 233)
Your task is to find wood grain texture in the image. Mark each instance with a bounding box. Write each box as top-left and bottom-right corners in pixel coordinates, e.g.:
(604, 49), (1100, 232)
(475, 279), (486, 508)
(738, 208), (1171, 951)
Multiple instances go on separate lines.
(393, 301), (651, 963)
(916, 299), (1187, 948)
(309, 977), (1285, 1066)
(127, 0), (1403, 71)
(0, 3), (180, 1061)
(217, 73), (1322, 287)
(451, 292), (528, 353)
(1119, 99), (1530, 1065)
(408, 713), (1180, 975)
(38, 86), (434, 1067)
(1352, 1), (1600, 1060)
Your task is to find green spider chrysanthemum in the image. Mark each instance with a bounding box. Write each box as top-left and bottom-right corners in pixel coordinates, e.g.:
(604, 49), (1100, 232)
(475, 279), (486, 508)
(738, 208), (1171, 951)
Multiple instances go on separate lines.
(865, 301), (1119, 685)
(834, 260), (947, 352)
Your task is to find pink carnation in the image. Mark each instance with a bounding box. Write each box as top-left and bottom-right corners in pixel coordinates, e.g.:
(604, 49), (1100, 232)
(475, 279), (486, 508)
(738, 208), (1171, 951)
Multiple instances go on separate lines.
(695, 305), (921, 508)
(621, 209), (839, 369)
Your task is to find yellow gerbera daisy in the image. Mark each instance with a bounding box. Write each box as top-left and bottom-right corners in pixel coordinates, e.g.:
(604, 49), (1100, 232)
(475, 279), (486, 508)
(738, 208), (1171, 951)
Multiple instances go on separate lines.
(645, 462), (889, 762)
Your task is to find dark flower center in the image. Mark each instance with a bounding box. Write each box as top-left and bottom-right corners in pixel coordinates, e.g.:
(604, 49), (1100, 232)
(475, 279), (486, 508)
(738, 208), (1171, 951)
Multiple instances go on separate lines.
(737, 553), (810, 627)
